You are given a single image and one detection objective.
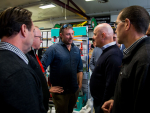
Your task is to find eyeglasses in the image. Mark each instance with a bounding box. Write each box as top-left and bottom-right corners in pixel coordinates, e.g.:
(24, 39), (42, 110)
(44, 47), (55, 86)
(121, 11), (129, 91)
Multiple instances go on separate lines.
(114, 20), (125, 29)
(34, 36), (43, 40)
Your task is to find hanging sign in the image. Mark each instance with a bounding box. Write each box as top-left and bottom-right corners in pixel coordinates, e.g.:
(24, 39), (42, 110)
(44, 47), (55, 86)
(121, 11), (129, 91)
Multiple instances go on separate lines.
(54, 24), (61, 28)
(91, 18), (97, 28)
(95, 16), (110, 24)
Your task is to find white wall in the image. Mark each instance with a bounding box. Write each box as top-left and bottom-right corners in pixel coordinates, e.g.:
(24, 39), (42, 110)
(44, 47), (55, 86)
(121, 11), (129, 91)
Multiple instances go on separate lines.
(34, 21), (54, 29)
(33, 19), (87, 29)
(110, 11), (150, 22)
(110, 14), (118, 22)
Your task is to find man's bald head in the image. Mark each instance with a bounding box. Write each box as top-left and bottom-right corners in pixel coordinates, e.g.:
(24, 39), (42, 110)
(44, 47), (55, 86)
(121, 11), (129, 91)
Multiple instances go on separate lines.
(96, 23), (113, 39)
(93, 23), (114, 48)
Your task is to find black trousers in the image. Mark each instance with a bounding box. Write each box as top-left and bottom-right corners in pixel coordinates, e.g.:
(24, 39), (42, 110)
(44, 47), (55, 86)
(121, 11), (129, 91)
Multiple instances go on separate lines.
(93, 100), (103, 113)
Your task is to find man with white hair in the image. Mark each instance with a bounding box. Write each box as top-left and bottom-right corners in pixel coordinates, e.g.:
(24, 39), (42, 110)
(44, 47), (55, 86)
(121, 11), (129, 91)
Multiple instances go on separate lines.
(26, 26), (64, 111)
(90, 23), (123, 113)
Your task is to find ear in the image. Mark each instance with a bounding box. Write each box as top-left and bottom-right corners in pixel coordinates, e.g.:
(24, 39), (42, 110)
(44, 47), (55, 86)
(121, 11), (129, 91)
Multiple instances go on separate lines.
(20, 24), (27, 37)
(124, 18), (131, 31)
(60, 33), (63, 38)
(102, 32), (106, 39)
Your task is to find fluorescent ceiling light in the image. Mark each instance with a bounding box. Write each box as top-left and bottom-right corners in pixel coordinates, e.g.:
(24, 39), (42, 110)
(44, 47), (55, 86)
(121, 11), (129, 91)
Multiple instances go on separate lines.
(39, 4), (56, 9)
(85, 0), (95, 1)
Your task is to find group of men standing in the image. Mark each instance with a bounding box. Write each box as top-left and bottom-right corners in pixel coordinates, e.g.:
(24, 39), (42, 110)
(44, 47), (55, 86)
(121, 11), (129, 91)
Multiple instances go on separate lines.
(0, 6), (83, 113)
(0, 5), (150, 113)
(90, 5), (150, 113)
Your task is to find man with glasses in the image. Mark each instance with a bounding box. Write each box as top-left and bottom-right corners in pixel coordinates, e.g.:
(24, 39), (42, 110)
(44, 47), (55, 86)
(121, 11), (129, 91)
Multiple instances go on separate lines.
(26, 26), (64, 111)
(41, 24), (83, 113)
(102, 5), (150, 113)
(26, 26), (49, 111)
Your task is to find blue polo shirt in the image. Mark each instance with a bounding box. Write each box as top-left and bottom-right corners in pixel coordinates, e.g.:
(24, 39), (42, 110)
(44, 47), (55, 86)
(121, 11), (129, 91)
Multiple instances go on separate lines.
(41, 41), (83, 93)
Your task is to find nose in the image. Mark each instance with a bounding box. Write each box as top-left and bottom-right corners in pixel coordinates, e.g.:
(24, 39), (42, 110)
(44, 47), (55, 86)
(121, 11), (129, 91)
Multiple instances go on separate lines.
(70, 34), (74, 38)
(92, 35), (95, 40)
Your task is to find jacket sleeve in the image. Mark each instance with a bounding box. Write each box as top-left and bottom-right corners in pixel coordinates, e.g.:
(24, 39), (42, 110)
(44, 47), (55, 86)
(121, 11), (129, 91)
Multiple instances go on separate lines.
(133, 64), (150, 113)
(89, 49), (95, 72)
(102, 55), (122, 105)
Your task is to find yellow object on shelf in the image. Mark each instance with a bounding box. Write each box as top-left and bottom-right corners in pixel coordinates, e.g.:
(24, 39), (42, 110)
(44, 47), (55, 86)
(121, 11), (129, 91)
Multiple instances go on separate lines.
(73, 39), (82, 41)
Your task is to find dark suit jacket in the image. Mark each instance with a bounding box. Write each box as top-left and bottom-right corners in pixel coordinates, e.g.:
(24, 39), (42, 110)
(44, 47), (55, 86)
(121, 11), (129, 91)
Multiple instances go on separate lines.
(0, 50), (46, 113)
(26, 50), (50, 111)
(112, 37), (150, 113)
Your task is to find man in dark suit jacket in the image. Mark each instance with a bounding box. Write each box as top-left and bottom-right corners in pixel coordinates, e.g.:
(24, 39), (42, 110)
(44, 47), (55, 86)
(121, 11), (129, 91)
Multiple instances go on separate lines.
(102, 5), (150, 113)
(90, 23), (123, 113)
(0, 7), (46, 113)
(26, 26), (64, 111)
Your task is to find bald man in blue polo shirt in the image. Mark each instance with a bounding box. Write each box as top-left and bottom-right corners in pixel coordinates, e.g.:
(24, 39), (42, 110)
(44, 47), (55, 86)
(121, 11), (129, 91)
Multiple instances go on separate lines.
(41, 24), (83, 113)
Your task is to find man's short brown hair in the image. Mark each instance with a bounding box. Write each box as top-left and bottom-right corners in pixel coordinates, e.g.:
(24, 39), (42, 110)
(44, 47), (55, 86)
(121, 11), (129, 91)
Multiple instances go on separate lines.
(119, 5), (150, 34)
(59, 24), (73, 39)
(0, 7), (32, 39)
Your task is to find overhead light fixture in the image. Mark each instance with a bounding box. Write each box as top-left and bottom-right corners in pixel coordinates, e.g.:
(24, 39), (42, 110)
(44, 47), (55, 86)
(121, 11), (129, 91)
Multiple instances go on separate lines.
(85, 0), (95, 1)
(39, 4), (56, 9)
(97, 0), (109, 3)
(85, 0), (109, 2)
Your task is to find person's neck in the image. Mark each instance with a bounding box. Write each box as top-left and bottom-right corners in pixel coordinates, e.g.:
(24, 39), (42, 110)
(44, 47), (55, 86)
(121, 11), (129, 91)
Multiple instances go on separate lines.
(1, 35), (25, 52)
(66, 44), (71, 51)
(124, 33), (145, 48)
(61, 40), (72, 51)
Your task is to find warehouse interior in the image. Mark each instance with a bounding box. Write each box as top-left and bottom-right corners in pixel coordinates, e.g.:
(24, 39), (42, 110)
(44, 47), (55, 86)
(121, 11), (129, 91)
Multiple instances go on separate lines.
(0, 0), (150, 28)
(0, 0), (150, 113)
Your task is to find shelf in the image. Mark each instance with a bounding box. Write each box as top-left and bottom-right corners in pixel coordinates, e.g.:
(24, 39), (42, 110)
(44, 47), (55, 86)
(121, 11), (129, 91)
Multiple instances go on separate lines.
(88, 27), (93, 30)
(42, 38), (51, 40)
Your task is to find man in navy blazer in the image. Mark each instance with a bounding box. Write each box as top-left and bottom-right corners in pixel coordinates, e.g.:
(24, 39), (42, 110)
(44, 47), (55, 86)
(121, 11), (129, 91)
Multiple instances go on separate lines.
(26, 26), (64, 111)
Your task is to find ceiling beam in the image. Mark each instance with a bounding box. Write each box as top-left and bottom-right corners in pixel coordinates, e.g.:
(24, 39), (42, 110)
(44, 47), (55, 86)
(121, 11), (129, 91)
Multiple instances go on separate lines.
(33, 15), (86, 22)
(51, 0), (90, 20)
(69, 0), (84, 14)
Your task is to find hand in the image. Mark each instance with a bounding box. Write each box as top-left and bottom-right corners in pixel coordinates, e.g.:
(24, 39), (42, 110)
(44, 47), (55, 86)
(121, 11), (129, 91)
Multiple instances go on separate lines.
(49, 86), (64, 93)
(101, 99), (114, 113)
(78, 84), (82, 90)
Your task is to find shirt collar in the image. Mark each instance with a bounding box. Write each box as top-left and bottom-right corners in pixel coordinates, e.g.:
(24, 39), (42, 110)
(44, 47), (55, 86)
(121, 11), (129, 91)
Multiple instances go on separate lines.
(123, 35), (147, 56)
(0, 42), (29, 64)
(120, 44), (123, 50)
(101, 41), (116, 51)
